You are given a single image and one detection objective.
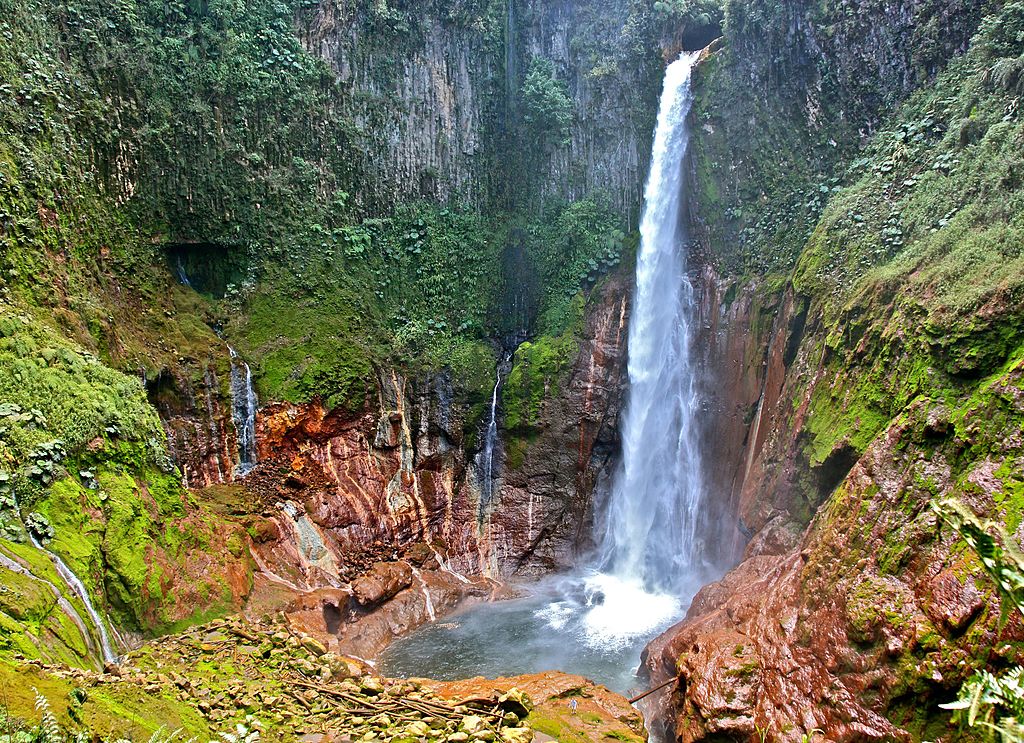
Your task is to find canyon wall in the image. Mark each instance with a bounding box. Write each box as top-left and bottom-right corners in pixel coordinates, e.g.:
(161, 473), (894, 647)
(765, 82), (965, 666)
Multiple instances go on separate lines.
(295, 0), (661, 216)
(640, 0), (1024, 737)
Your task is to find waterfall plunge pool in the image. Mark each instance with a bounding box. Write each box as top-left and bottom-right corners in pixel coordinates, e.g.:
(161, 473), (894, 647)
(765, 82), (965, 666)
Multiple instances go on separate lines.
(377, 571), (689, 695)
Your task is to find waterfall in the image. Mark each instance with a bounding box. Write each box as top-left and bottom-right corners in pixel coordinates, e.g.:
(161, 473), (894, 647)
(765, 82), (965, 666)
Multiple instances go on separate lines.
(599, 51), (709, 594)
(599, 50), (711, 591)
(228, 346), (258, 477)
(174, 256), (192, 287)
(477, 353), (511, 517)
(0, 550), (97, 659)
(411, 566), (437, 622)
(380, 52), (721, 687)
(27, 535), (117, 664)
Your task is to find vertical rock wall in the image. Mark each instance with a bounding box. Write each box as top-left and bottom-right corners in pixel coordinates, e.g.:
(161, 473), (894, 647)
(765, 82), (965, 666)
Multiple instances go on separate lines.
(294, 0), (661, 216)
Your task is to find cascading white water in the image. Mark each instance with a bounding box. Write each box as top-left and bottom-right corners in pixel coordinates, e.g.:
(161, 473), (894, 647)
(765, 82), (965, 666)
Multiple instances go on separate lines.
(174, 256), (192, 287)
(28, 534), (117, 664)
(598, 51), (710, 594)
(564, 50), (709, 649)
(228, 346), (259, 477)
(477, 353), (511, 515)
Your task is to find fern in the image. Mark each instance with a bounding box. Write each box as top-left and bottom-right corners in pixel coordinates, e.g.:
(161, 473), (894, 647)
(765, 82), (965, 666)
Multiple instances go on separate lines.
(931, 498), (1024, 623)
(216, 717), (261, 743)
(32, 689), (61, 743)
(933, 499), (1024, 742)
(147, 727), (193, 743)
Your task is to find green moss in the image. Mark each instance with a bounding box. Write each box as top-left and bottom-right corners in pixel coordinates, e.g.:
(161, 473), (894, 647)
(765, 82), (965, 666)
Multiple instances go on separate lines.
(0, 659), (212, 740)
(527, 712), (589, 743)
(0, 312), (168, 477)
(503, 294), (587, 433)
(504, 336), (576, 432)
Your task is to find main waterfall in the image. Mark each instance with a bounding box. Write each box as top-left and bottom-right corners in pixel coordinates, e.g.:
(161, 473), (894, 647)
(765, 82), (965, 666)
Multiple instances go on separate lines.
(380, 51), (715, 694)
(599, 51), (708, 593)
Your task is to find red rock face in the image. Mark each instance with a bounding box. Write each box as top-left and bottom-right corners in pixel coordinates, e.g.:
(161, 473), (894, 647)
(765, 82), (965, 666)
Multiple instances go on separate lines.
(241, 274), (633, 585)
(152, 366), (239, 489)
(153, 275), (633, 654)
(487, 272), (632, 576)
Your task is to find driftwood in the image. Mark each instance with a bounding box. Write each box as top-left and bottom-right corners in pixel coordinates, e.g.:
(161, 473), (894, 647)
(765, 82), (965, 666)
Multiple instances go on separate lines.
(288, 678), (508, 726)
(627, 676), (677, 704)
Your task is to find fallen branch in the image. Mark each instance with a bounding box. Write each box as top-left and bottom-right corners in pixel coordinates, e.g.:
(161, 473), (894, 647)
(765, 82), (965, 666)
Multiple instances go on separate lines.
(628, 677), (677, 704)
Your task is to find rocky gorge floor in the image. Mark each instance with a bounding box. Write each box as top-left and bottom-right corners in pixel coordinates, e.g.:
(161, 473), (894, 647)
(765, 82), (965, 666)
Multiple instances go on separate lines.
(6, 614), (646, 743)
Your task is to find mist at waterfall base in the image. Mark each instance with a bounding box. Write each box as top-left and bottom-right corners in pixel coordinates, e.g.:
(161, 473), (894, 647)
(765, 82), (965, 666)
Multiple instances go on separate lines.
(380, 571), (689, 694)
(380, 52), (719, 694)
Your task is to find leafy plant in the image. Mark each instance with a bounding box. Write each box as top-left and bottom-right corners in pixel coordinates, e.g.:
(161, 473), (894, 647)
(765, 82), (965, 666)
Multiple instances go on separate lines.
(217, 717), (261, 743)
(932, 497), (1024, 741)
(520, 57), (573, 150)
(32, 689), (60, 743)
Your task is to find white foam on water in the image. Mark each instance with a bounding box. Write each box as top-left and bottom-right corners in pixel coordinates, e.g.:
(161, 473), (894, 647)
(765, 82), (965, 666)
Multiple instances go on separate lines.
(579, 573), (682, 650)
(534, 600), (574, 631)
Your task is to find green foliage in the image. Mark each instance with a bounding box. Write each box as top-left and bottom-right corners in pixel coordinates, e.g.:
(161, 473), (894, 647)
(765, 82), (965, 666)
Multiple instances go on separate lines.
(789, 0), (1024, 388)
(520, 58), (573, 150)
(232, 201), (502, 408)
(522, 196), (628, 336)
(652, 0), (722, 30)
(931, 498), (1024, 624)
(0, 311), (168, 507)
(941, 668), (1024, 742)
(698, 0), (988, 277)
(503, 294), (586, 433)
(976, 2), (1024, 60)
(33, 688), (61, 743)
(933, 497), (1024, 742)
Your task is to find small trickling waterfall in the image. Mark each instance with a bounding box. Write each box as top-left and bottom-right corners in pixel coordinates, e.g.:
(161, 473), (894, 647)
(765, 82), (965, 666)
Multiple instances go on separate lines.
(0, 550), (97, 659)
(174, 256), (192, 287)
(28, 535), (117, 664)
(228, 346), (258, 477)
(477, 353), (512, 516)
(598, 51), (711, 595)
(411, 567), (437, 621)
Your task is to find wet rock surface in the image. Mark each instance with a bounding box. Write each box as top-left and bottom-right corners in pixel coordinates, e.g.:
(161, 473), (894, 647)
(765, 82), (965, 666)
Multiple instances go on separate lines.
(642, 373), (1024, 742)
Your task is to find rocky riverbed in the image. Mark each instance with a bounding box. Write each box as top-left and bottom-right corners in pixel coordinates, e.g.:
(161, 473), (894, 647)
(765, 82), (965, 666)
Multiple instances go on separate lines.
(10, 614), (646, 742)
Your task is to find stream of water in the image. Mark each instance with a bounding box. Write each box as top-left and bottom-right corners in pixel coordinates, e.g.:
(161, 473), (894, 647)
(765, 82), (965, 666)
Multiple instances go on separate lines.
(380, 52), (710, 692)
(28, 535), (117, 664)
(477, 353), (512, 519)
(229, 346), (259, 477)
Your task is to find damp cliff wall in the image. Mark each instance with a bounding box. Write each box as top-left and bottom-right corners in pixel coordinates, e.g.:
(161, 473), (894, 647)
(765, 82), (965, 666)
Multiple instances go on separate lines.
(641, 0), (1024, 738)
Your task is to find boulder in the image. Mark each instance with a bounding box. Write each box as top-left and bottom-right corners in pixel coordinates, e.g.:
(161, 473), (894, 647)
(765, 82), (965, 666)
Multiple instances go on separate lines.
(351, 562), (413, 607)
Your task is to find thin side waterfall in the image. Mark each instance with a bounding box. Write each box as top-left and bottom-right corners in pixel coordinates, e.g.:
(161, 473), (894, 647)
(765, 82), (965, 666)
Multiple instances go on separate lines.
(477, 353), (511, 517)
(228, 346), (258, 477)
(174, 256), (192, 287)
(0, 550), (96, 659)
(598, 51), (710, 595)
(28, 534), (117, 664)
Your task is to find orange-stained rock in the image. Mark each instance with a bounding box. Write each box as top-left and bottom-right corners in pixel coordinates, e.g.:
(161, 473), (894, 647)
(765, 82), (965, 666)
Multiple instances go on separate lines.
(422, 672), (646, 743)
(352, 561), (414, 607)
(642, 395), (1024, 743)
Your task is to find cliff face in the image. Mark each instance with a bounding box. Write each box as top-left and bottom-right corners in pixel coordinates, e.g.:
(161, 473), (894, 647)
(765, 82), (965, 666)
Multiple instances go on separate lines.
(245, 272), (630, 578)
(644, 312), (1024, 740)
(486, 270), (631, 575)
(296, 5), (495, 208)
(294, 0), (661, 216)
(642, 0), (1024, 737)
(134, 269), (630, 654)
